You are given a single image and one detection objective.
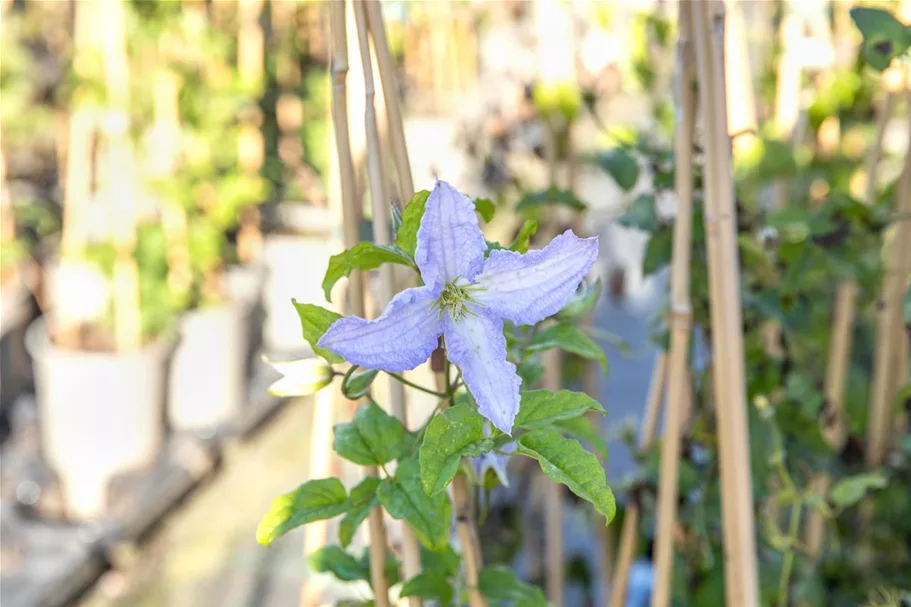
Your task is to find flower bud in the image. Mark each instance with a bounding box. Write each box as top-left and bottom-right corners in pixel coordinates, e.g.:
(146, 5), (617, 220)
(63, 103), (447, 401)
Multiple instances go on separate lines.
(263, 355), (333, 397)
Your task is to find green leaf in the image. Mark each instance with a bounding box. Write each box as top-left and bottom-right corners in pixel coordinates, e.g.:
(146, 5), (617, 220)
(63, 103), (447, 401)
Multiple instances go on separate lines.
(257, 478), (349, 546)
(322, 242), (416, 301)
(400, 570), (455, 604)
(617, 193), (658, 231)
(395, 190), (431, 256)
(474, 197), (496, 223)
(555, 280), (602, 322)
(553, 415), (608, 460)
(477, 567), (547, 607)
(333, 402), (407, 466)
(516, 359), (544, 386)
(509, 220), (539, 253)
(291, 301), (344, 364)
(517, 429), (616, 522)
(830, 472), (888, 508)
(594, 147), (640, 191)
(308, 545), (368, 582)
(515, 186), (587, 215)
(420, 544), (461, 577)
(526, 324), (608, 371)
(378, 458), (452, 550)
(642, 230), (673, 276)
(420, 404), (494, 495)
(850, 7), (911, 71)
(339, 477), (381, 548)
(515, 389), (605, 430)
(342, 366), (379, 400)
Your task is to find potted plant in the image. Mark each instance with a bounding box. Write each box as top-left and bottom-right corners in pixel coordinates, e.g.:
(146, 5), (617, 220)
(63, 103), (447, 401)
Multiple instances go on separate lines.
(26, 0), (176, 520)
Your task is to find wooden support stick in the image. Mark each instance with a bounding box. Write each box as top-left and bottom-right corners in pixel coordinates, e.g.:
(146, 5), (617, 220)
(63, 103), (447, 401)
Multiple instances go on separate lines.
(651, 4), (697, 603)
(237, 0), (263, 263)
(609, 351), (667, 607)
(866, 90), (911, 468)
(364, 0), (414, 203)
(691, 3), (760, 606)
(353, 3), (424, 602)
(328, 3), (390, 606)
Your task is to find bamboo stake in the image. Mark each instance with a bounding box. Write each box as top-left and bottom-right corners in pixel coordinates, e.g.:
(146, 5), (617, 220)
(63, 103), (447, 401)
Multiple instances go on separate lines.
(691, 3), (760, 606)
(609, 352), (667, 607)
(866, 91), (911, 469)
(723, 0), (757, 155)
(237, 0), (263, 263)
(328, 4), (390, 606)
(651, 6), (698, 605)
(352, 3), (424, 603)
(364, 0), (414, 203)
(100, 0), (141, 351)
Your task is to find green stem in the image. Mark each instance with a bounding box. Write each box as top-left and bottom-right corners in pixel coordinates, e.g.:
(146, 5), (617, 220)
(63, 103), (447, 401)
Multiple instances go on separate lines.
(387, 372), (448, 397)
(778, 502), (803, 607)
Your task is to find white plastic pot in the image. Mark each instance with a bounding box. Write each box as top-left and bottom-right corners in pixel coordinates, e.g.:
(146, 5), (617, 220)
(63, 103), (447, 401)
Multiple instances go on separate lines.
(168, 301), (246, 432)
(26, 318), (171, 520)
(262, 205), (336, 356)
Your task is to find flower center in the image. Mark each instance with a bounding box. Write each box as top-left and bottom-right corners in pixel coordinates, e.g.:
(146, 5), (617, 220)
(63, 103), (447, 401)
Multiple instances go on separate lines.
(437, 280), (479, 321)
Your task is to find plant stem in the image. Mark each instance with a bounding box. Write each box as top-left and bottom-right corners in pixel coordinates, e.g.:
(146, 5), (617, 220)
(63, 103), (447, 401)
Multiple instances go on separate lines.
(777, 502), (803, 607)
(387, 373), (447, 398)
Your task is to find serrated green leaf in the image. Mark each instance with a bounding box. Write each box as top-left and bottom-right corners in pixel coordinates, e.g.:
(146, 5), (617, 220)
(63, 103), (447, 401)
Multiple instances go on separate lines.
(400, 570), (455, 604)
(515, 186), (587, 215)
(342, 366), (379, 400)
(291, 301), (344, 364)
(553, 415), (608, 460)
(830, 472), (888, 508)
(555, 280), (602, 322)
(322, 242), (416, 301)
(378, 459), (451, 550)
(474, 197), (496, 222)
(339, 477), (381, 548)
(594, 147), (640, 191)
(395, 190), (431, 256)
(509, 220), (539, 253)
(517, 429), (616, 522)
(526, 324), (608, 371)
(515, 389), (605, 431)
(308, 545), (368, 582)
(617, 193), (658, 231)
(477, 567), (547, 606)
(420, 404), (494, 495)
(257, 478), (348, 546)
(334, 402), (407, 466)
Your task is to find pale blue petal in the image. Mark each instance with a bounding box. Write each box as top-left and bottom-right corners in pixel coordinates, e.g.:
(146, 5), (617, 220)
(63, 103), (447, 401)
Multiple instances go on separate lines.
(472, 450), (512, 487)
(473, 230), (599, 325)
(443, 307), (521, 434)
(317, 285), (442, 372)
(415, 180), (487, 286)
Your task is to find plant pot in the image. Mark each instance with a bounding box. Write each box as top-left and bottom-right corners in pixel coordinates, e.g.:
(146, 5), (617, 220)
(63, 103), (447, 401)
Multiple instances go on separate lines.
(26, 318), (172, 520)
(224, 262), (265, 377)
(1, 265), (38, 440)
(262, 204), (335, 356)
(168, 301), (246, 432)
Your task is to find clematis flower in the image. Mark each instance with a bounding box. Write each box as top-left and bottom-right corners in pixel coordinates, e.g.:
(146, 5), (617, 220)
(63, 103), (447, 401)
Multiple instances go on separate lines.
(318, 180), (598, 433)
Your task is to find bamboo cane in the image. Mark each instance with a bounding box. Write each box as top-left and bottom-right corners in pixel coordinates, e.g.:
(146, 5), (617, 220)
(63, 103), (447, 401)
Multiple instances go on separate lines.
(651, 4), (698, 604)
(867, 91), (911, 469)
(236, 0), (263, 264)
(328, 3), (390, 606)
(608, 351), (667, 607)
(364, 0), (414, 203)
(352, 3), (425, 603)
(691, 3), (760, 606)
(723, 0), (757, 156)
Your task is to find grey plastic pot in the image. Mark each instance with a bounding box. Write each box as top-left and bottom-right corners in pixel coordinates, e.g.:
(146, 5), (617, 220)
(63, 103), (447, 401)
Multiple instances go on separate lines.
(224, 262), (264, 377)
(262, 204), (336, 356)
(26, 318), (172, 520)
(167, 300), (246, 432)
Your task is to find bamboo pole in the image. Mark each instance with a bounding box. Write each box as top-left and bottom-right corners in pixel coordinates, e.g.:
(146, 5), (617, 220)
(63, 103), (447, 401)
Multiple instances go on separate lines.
(100, 0), (141, 351)
(328, 4), (390, 606)
(651, 4), (698, 604)
(866, 91), (911, 469)
(236, 0), (263, 263)
(364, 0), (414, 203)
(352, 3), (424, 603)
(691, 3), (760, 606)
(724, 0), (757, 155)
(609, 352), (667, 607)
